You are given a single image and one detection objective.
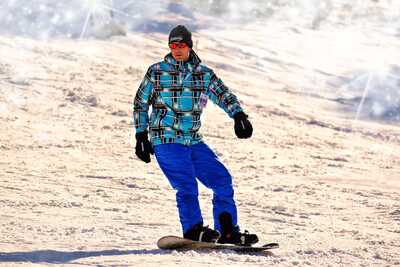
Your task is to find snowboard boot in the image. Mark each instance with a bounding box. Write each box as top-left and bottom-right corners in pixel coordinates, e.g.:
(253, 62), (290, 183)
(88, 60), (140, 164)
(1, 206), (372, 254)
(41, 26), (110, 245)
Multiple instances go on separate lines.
(217, 212), (259, 246)
(184, 223), (221, 243)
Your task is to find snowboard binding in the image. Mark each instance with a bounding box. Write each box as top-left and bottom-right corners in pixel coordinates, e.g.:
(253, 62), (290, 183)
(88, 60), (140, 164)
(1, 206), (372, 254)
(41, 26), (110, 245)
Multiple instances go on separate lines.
(217, 212), (259, 246)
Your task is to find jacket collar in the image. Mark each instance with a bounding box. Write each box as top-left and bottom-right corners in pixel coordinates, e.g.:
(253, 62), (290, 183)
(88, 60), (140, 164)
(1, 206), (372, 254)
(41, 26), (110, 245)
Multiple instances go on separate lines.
(164, 50), (201, 72)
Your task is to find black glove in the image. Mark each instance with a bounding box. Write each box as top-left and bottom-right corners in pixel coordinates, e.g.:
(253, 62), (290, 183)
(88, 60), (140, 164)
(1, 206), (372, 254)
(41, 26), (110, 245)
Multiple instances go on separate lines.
(135, 131), (154, 163)
(233, 112), (253, 139)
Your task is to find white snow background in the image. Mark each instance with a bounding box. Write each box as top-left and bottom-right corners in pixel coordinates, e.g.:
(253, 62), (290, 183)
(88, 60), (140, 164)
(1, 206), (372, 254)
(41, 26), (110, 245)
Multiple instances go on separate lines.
(1, 0), (400, 120)
(0, 0), (400, 266)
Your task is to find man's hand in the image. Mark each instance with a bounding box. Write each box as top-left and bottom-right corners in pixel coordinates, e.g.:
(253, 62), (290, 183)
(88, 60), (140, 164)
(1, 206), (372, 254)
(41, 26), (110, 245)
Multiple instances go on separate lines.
(233, 112), (253, 139)
(135, 131), (154, 163)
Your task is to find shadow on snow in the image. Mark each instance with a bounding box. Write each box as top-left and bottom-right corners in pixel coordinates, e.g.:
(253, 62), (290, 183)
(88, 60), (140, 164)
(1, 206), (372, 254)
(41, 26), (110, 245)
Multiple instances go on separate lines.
(0, 248), (166, 264)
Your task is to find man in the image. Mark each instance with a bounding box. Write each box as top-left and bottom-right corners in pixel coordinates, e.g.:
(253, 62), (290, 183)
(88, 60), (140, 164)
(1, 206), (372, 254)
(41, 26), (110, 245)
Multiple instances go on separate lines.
(133, 25), (258, 245)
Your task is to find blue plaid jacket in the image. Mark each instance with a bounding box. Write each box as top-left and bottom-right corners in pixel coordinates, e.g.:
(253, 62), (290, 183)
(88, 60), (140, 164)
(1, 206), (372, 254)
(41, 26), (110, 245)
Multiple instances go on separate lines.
(133, 51), (243, 146)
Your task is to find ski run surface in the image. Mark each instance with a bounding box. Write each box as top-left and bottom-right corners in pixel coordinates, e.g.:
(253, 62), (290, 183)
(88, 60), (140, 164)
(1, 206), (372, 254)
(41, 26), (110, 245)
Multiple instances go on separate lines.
(1, 0), (400, 266)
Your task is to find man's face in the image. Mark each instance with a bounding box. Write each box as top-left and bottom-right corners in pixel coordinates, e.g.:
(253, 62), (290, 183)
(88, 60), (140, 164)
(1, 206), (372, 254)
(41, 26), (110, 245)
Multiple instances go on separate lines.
(169, 42), (190, 62)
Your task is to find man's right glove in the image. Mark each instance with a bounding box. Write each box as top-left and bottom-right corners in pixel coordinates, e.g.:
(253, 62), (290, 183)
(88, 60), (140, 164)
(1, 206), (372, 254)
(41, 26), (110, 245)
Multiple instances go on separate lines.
(233, 111), (253, 139)
(135, 131), (154, 163)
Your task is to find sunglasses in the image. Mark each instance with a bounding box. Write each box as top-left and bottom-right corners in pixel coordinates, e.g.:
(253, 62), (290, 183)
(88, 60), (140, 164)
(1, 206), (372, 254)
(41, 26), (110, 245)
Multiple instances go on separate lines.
(169, 42), (188, 49)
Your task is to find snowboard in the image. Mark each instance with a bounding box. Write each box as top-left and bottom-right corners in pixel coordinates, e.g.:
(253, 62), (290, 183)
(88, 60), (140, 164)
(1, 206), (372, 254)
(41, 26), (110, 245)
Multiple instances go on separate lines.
(157, 235), (279, 252)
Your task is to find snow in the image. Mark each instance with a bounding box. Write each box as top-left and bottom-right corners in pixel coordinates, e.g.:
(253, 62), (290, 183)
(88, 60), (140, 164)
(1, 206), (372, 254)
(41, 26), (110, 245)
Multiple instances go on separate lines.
(1, 0), (400, 266)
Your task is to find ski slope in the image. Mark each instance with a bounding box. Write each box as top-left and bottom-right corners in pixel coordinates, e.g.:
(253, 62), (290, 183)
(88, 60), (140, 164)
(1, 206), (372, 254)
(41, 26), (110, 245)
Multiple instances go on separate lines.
(1, 0), (400, 266)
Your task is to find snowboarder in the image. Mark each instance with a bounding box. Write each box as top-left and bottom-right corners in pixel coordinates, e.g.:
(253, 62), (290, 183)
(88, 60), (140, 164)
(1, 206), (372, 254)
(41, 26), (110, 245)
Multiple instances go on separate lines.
(133, 25), (258, 245)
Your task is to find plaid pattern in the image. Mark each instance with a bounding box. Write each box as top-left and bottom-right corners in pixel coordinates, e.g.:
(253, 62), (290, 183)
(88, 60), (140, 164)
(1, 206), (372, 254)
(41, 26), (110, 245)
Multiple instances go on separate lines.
(133, 51), (243, 146)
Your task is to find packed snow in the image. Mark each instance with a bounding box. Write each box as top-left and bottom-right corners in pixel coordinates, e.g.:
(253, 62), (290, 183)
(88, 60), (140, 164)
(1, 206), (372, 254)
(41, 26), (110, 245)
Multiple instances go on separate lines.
(1, 0), (399, 266)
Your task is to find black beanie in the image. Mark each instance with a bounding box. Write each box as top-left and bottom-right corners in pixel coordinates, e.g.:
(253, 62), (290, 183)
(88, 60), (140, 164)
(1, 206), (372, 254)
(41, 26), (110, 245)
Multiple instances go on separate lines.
(168, 25), (193, 48)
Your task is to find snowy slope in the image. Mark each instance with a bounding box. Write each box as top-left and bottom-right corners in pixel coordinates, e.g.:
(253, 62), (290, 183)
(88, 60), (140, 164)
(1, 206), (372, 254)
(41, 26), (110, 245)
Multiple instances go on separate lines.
(1, 0), (400, 266)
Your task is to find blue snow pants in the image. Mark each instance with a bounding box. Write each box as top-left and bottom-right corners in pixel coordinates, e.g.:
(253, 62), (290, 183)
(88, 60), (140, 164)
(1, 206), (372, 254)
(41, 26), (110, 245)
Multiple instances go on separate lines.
(154, 142), (238, 234)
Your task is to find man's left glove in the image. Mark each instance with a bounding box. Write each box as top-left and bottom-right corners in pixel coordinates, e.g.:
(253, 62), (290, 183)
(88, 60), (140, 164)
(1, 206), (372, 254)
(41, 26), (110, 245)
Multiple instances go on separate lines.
(233, 112), (253, 139)
(135, 131), (154, 163)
